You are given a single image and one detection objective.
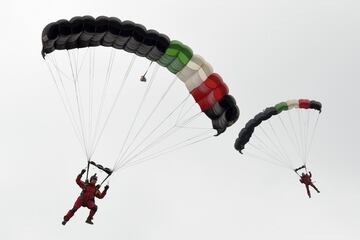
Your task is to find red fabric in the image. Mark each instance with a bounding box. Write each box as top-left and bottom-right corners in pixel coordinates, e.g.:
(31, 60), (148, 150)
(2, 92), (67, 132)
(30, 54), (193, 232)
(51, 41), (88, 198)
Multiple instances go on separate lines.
(191, 73), (228, 111)
(299, 99), (310, 109)
(63, 174), (107, 222)
(76, 174), (107, 201)
(304, 183), (320, 198)
(300, 173), (319, 198)
(64, 197), (98, 221)
(213, 84), (229, 101)
(204, 73), (222, 88)
(198, 86), (228, 111)
(198, 93), (217, 111)
(300, 174), (312, 185)
(191, 84), (211, 102)
(191, 73), (224, 102)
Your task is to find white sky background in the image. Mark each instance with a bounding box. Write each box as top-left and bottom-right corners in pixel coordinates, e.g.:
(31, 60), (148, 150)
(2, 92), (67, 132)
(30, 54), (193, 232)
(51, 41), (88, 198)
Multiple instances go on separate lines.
(0, 0), (359, 239)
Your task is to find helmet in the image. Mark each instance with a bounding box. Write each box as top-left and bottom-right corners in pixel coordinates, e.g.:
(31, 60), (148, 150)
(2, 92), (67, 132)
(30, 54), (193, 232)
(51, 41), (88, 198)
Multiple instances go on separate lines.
(90, 174), (98, 182)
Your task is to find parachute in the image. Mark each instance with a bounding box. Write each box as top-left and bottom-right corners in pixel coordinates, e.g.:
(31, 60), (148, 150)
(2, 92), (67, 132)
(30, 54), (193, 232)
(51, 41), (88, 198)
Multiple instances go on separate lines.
(234, 99), (321, 170)
(42, 16), (239, 183)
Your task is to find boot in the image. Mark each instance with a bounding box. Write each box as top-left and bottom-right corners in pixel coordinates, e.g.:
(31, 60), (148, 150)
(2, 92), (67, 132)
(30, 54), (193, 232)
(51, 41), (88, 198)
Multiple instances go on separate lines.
(86, 217), (94, 225)
(62, 220), (67, 226)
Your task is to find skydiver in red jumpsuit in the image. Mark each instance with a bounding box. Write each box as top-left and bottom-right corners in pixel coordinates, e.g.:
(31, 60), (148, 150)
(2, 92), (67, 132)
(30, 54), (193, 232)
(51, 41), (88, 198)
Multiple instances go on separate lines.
(62, 169), (109, 225)
(299, 171), (320, 198)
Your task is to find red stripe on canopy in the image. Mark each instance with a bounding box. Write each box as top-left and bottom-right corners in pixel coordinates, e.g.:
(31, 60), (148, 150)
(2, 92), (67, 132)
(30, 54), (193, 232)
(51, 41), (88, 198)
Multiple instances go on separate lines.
(299, 99), (310, 109)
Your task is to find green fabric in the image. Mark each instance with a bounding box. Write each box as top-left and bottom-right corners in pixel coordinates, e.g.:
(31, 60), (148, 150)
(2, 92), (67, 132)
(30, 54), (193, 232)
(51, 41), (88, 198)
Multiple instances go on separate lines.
(157, 40), (193, 74)
(157, 40), (182, 67)
(275, 102), (288, 113)
(178, 44), (193, 65)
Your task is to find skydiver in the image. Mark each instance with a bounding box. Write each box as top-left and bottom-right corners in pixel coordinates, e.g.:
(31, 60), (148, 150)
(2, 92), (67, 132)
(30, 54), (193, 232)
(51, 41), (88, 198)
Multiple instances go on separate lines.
(62, 169), (109, 225)
(299, 171), (320, 198)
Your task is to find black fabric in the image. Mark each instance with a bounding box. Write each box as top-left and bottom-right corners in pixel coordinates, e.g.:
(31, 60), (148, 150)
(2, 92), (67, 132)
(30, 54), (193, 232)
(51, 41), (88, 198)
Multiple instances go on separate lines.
(67, 17), (85, 49)
(225, 105), (240, 124)
(210, 94), (240, 136)
(310, 100), (322, 112)
(234, 107), (277, 153)
(89, 161), (112, 175)
(42, 16), (170, 61)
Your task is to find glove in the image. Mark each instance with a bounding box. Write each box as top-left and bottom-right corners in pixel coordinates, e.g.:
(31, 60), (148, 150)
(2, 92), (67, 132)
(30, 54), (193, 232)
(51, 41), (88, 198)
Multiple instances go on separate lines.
(104, 185), (109, 191)
(80, 169), (86, 175)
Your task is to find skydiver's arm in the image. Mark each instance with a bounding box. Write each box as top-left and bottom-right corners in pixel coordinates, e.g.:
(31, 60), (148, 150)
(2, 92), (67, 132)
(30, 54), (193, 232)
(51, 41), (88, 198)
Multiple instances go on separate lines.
(96, 190), (107, 199)
(76, 174), (85, 189)
(96, 185), (109, 199)
(309, 171), (312, 178)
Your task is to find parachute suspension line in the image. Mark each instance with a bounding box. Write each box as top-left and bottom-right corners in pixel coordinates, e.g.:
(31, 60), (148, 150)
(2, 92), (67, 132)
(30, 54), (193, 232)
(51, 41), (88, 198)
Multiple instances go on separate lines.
(305, 113), (320, 165)
(175, 94), (187, 124)
(247, 141), (285, 166)
(89, 49), (116, 156)
(258, 125), (291, 168)
(134, 113), (204, 161)
(45, 59), (86, 152)
(114, 62), (158, 168)
(267, 120), (293, 168)
(117, 110), (203, 170)
(67, 51), (90, 159)
(116, 73), (176, 165)
(67, 51), (88, 154)
(277, 114), (303, 162)
(125, 130), (212, 166)
(115, 126), (178, 170)
(88, 48), (95, 154)
(48, 55), (88, 154)
(115, 65), (161, 162)
(73, 49), (79, 79)
(89, 55), (136, 157)
(251, 133), (290, 166)
(178, 111), (202, 126)
(49, 55), (73, 82)
(112, 94), (191, 171)
(297, 109), (307, 164)
(176, 101), (197, 124)
(175, 126), (213, 130)
(75, 47), (90, 77)
(246, 151), (292, 169)
(71, 50), (88, 141)
(120, 130), (214, 170)
(303, 110), (311, 164)
(287, 110), (302, 161)
(151, 112), (203, 150)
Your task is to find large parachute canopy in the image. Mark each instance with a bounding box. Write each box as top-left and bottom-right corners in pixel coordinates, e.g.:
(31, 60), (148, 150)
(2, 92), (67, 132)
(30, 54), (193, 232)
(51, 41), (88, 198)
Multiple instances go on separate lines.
(42, 16), (239, 181)
(234, 99), (321, 170)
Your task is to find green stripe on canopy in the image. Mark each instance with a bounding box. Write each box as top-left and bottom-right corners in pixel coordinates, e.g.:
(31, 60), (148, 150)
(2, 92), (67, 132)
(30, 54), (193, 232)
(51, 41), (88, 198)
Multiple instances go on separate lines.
(157, 40), (193, 74)
(275, 102), (288, 113)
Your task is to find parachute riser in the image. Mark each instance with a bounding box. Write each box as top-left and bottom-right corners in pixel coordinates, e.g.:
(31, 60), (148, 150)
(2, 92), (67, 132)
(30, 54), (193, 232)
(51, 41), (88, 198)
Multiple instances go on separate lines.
(85, 161), (91, 182)
(86, 160), (113, 187)
(99, 172), (112, 187)
(294, 164), (307, 176)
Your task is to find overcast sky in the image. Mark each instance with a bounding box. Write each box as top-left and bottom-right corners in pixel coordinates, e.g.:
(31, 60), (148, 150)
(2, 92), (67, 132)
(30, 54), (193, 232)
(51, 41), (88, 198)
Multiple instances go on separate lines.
(0, 0), (359, 240)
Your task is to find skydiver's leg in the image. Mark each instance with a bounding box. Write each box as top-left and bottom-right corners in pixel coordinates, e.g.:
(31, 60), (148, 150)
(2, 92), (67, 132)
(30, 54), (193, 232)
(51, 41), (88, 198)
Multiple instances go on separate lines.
(85, 201), (97, 224)
(305, 185), (311, 198)
(310, 183), (320, 193)
(64, 198), (82, 222)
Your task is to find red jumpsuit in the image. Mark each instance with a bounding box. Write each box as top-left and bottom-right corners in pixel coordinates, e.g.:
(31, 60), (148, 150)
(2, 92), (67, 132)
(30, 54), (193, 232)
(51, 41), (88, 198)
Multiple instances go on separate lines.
(64, 174), (107, 222)
(300, 172), (320, 198)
